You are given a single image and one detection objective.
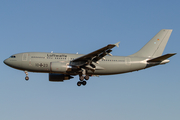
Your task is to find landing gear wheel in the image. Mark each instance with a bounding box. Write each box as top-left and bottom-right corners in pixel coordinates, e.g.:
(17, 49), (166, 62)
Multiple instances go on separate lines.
(77, 81), (81, 86)
(82, 81), (87, 86)
(84, 75), (89, 80)
(79, 76), (84, 81)
(25, 76), (29, 81)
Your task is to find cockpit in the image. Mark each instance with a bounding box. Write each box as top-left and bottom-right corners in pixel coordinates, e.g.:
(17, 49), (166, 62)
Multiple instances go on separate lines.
(10, 55), (16, 58)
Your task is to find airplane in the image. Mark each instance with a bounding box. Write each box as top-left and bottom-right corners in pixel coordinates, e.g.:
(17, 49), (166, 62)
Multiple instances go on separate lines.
(4, 29), (176, 86)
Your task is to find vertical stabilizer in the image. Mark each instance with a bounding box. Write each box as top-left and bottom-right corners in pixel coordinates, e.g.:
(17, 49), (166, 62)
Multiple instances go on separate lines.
(130, 29), (173, 58)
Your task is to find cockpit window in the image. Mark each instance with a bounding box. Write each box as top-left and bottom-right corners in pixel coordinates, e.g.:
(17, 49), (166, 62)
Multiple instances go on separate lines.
(10, 56), (16, 58)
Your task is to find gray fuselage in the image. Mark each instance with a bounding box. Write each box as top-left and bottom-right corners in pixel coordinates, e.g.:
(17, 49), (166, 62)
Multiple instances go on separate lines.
(4, 52), (148, 76)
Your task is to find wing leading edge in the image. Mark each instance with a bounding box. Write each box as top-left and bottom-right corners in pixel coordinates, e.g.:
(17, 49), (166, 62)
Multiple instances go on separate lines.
(72, 42), (120, 63)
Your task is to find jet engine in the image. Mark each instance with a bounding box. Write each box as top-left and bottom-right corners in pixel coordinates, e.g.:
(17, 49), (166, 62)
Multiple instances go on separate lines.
(50, 62), (72, 73)
(49, 73), (74, 82)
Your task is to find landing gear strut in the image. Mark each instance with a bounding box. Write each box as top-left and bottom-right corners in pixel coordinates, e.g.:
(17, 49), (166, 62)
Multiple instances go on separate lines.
(25, 71), (29, 81)
(77, 69), (89, 86)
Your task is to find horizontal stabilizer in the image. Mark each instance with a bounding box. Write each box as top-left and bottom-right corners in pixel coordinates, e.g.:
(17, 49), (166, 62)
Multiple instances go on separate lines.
(147, 53), (176, 62)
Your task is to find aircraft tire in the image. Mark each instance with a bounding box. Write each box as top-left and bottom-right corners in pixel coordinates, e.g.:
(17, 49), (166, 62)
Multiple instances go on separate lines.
(82, 81), (87, 86)
(84, 75), (89, 80)
(79, 76), (84, 81)
(25, 76), (29, 81)
(77, 81), (81, 86)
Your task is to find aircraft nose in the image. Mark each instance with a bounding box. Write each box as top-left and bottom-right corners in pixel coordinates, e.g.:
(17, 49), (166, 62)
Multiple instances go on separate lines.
(3, 59), (9, 65)
(4, 57), (22, 69)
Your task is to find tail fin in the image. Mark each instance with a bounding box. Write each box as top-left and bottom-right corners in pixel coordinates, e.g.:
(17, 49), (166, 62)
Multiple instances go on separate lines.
(130, 29), (173, 58)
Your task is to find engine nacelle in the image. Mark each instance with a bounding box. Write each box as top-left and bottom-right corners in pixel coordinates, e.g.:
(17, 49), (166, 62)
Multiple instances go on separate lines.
(50, 62), (70, 73)
(49, 73), (74, 82)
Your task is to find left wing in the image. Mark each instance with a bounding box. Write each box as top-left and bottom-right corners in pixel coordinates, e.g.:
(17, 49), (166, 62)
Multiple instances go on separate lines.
(71, 42), (120, 69)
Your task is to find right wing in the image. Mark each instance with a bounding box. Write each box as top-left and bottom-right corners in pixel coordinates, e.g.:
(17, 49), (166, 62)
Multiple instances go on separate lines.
(72, 42), (120, 63)
(71, 42), (120, 70)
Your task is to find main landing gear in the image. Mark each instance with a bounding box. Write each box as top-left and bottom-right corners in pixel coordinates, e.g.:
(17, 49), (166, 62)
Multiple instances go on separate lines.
(77, 80), (87, 86)
(79, 75), (89, 81)
(77, 69), (89, 86)
(25, 71), (29, 81)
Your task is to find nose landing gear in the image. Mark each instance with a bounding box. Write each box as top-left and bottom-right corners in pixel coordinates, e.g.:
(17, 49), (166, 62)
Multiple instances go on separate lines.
(25, 71), (29, 81)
